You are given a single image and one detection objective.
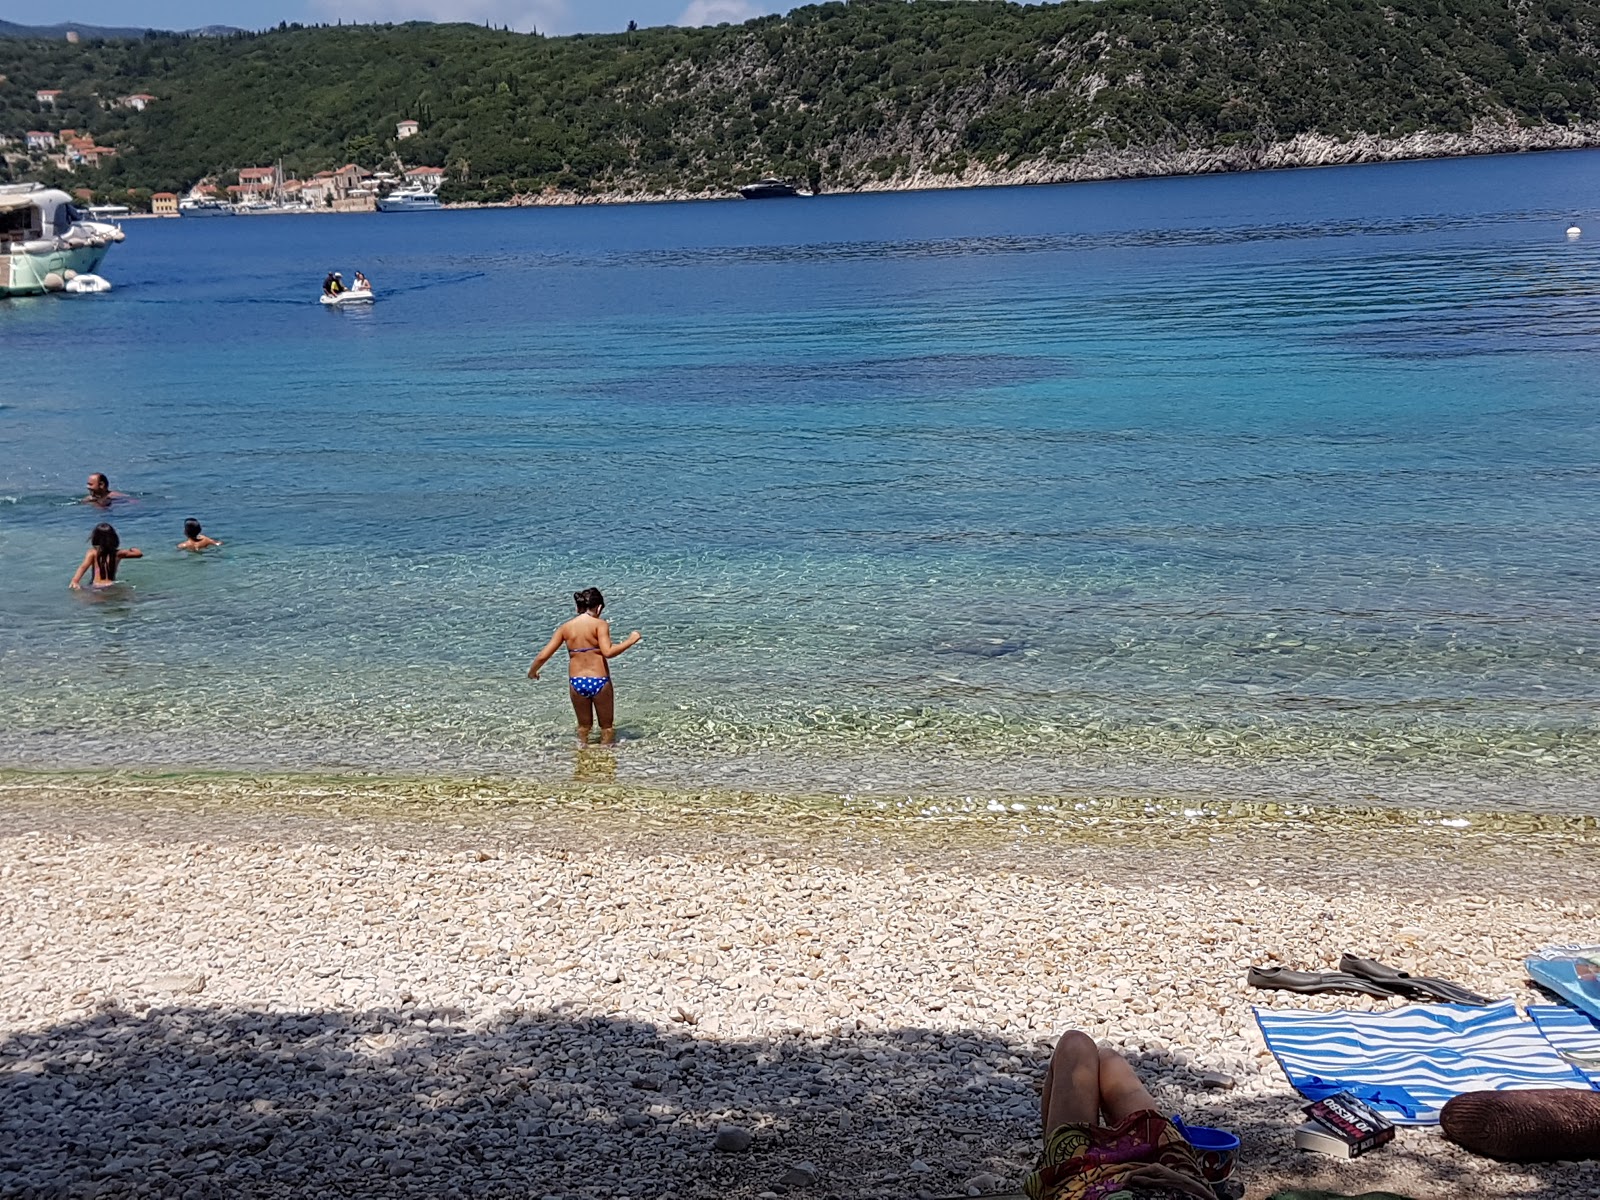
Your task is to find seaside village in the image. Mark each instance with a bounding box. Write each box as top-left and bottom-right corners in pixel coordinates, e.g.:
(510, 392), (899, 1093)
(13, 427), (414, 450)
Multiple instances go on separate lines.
(2, 83), (443, 214)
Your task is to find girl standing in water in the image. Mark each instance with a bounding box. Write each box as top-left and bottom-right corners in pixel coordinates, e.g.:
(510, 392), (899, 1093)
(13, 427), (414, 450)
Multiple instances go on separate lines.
(70, 523), (142, 589)
(527, 587), (642, 746)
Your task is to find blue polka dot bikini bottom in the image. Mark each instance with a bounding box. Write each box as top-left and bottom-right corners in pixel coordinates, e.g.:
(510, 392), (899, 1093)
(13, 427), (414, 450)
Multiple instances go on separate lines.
(569, 676), (611, 698)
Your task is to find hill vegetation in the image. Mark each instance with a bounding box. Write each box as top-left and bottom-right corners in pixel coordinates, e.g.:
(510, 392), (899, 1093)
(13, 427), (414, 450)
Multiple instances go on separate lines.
(3, 0), (1599, 204)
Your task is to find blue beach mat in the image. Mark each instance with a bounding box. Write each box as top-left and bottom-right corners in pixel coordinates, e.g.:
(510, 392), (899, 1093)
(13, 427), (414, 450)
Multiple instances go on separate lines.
(1528, 1003), (1600, 1085)
(1254, 999), (1595, 1125)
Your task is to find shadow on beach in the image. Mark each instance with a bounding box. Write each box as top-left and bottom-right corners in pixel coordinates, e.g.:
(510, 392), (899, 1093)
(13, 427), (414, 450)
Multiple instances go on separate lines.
(1, 1004), (1589, 1200)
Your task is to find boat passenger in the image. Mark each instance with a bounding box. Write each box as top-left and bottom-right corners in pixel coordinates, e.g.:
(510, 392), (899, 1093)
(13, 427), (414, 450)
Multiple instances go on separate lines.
(177, 518), (222, 552)
(527, 586), (643, 747)
(82, 473), (128, 507)
(323, 271), (344, 296)
(352, 271), (370, 292)
(70, 522), (142, 589)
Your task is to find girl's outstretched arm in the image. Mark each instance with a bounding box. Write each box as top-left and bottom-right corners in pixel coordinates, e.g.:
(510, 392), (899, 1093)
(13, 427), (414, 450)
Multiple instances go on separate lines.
(120, 548), (143, 560)
(528, 628), (565, 679)
(598, 618), (642, 659)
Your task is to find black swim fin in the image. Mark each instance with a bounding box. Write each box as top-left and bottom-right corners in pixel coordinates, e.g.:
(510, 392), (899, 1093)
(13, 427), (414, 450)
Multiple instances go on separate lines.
(1247, 966), (1397, 999)
(1339, 953), (1494, 1006)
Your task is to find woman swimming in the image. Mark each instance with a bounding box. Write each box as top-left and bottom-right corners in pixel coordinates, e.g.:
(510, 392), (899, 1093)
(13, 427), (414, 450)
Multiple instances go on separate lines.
(527, 586), (642, 746)
(69, 522), (142, 589)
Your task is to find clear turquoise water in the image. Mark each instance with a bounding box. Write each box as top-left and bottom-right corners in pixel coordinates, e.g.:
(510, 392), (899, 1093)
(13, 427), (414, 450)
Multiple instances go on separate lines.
(3, 151), (1599, 811)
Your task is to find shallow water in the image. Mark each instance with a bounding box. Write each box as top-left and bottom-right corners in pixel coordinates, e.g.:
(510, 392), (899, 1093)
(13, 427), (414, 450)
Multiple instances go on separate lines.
(3, 152), (1599, 812)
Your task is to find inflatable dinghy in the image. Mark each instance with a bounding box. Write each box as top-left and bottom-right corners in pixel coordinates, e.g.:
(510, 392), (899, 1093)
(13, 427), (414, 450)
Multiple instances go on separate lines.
(320, 289), (375, 306)
(1527, 947), (1600, 1021)
(64, 274), (111, 294)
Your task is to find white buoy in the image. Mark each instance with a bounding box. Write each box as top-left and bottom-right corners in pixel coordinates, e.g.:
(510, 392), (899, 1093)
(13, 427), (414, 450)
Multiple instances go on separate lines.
(1567, 225), (1582, 237)
(64, 274), (111, 294)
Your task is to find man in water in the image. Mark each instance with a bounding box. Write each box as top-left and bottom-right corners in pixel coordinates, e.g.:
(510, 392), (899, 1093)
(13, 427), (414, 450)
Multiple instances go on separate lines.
(322, 271), (344, 296)
(82, 473), (127, 507)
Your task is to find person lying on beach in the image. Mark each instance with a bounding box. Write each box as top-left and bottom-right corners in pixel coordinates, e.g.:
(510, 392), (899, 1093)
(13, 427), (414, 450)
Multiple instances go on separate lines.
(527, 586), (642, 747)
(177, 518), (222, 552)
(1025, 1029), (1215, 1200)
(82, 473), (128, 507)
(70, 522), (142, 589)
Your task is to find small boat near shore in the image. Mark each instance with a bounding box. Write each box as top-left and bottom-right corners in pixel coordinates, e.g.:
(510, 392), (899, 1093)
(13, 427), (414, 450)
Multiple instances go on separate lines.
(738, 178), (810, 199)
(0, 184), (125, 296)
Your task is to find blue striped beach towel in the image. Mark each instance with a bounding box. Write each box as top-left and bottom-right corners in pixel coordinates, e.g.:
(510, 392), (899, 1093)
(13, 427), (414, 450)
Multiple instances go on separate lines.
(1528, 1004), (1600, 1085)
(1255, 999), (1595, 1125)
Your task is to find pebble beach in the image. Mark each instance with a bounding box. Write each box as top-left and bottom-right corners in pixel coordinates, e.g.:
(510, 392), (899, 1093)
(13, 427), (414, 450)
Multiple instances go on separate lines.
(2, 774), (1596, 1200)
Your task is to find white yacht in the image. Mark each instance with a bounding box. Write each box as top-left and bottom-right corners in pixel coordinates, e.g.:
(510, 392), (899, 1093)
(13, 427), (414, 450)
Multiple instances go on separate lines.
(378, 185), (442, 213)
(0, 184), (125, 297)
(178, 196), (234, 217)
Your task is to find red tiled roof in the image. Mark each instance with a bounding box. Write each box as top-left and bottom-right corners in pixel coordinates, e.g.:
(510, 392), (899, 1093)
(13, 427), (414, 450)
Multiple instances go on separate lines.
(152, 192), (177, 198)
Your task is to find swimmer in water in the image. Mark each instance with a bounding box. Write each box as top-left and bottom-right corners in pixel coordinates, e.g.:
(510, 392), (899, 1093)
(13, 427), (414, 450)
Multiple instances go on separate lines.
(70, 522), (142, 589)
(527, 586), (643, 746)
(177, 517), (222, 552)
(82, 473), (128, 507)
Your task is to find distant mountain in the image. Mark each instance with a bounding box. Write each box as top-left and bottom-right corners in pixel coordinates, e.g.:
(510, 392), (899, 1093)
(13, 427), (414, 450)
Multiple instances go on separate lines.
(0, 20), (243, 40)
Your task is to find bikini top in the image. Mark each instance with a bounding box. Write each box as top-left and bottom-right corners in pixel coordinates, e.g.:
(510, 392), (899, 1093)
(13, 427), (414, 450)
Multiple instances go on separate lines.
(568, 645), (602, 655)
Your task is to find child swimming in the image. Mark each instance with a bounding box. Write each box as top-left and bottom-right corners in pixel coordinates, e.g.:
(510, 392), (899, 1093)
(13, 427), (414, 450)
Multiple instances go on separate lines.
(70, 523), (142, 589)
(177, 518), (222, 552)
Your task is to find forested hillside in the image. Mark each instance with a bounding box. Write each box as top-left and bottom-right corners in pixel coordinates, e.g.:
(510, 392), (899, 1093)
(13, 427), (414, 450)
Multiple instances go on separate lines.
(3, 0), (1599, 203)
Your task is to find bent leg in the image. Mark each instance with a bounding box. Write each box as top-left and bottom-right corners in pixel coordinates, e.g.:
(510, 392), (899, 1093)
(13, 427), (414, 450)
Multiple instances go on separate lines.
(1041, 1029), (1100, 1134)
(1098, 1044), (1161, 1124)
(568, 685), (594, 745)
(594, 681), (617, 746)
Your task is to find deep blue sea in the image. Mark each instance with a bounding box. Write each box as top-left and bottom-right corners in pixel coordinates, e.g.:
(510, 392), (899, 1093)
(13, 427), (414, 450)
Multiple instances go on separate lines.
(4, 152), (1599, 812)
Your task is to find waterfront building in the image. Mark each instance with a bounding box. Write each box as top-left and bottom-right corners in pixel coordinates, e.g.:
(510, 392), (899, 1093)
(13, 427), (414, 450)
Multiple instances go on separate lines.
(151, 192), (178, 216)
(237, 166), (281, 196)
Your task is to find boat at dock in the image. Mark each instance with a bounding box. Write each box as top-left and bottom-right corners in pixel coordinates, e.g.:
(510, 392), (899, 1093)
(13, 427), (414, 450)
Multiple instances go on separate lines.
(377, 186), (442, 213)
(178, 197), (234, 217)
(0, 184), (125, 297)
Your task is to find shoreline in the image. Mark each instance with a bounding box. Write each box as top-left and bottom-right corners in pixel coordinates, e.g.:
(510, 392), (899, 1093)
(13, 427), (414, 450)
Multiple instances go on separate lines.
(89, 131), (1600, 219)
(1, 771), (1597, 1198)
(454, 127), (1600, 210)
(4, 767), (1597, 849)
